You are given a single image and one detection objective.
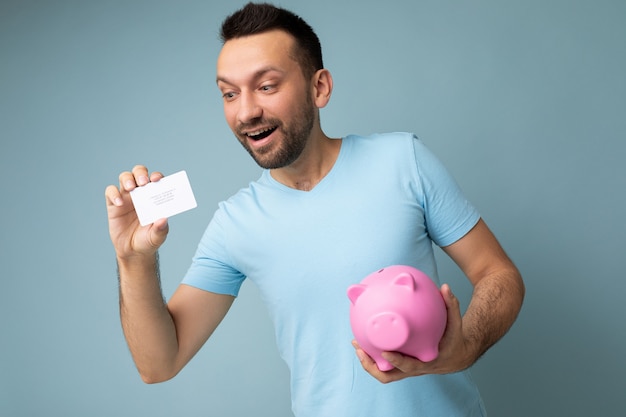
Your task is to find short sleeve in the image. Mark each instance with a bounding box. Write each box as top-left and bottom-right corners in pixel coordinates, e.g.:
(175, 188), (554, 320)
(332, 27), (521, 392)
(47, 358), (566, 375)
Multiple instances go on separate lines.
(182, 208), (246, 296)
(412, 137), (480, 247)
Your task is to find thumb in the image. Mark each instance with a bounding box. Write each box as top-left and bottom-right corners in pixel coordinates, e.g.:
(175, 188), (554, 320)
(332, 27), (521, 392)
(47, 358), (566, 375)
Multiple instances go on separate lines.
(147, 218), (169, 248)
(441, 283), (461, 321)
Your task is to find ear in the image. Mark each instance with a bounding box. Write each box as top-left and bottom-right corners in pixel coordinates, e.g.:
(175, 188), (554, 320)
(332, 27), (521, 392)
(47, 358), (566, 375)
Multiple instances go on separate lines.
(392, 272), (416, 291)
(347, 284), (367, 304)
(312, 68), (333, 109)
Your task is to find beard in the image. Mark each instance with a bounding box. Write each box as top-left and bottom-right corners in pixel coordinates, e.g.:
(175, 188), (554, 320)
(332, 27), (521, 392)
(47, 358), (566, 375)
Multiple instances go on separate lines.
(235, 96), (316, 170)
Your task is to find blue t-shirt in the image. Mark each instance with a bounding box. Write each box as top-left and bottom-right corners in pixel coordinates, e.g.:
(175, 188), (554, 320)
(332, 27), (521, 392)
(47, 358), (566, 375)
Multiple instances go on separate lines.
(183, 132), (485, 417)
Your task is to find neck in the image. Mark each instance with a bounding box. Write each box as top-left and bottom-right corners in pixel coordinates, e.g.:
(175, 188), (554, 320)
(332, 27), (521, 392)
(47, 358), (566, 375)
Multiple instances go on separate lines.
(270, 130), (341, 191)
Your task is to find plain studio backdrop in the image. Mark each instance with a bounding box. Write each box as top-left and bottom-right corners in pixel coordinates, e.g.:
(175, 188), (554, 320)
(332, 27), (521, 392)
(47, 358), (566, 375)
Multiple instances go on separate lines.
(1, 1), (624, 416)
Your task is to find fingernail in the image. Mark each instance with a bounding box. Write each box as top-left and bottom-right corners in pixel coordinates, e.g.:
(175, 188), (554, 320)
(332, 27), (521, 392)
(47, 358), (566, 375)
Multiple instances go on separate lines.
(156, 219), (168, 231)
(114, 197), (123, 206)
(356, 350), (366, 362)
(138, 175), (149, 186)
(124, 180), (135, 190)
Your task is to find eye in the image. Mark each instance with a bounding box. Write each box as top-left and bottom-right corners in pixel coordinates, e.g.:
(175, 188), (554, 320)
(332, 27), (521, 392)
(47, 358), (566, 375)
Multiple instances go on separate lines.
(222, 91), (237, 101)
(260, 84), (275, 93)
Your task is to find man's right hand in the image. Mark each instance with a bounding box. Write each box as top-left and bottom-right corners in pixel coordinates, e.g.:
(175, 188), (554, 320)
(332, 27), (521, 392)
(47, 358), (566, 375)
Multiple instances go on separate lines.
(104, 165), (170, 260)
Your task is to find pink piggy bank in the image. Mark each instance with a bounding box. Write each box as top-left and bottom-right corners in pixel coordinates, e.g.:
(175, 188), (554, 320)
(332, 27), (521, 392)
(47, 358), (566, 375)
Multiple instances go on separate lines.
(347, 265), (447, 371)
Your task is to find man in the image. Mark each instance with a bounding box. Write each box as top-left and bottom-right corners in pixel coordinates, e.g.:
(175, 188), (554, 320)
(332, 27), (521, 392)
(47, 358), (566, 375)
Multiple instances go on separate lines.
(105, 3), (524, 416)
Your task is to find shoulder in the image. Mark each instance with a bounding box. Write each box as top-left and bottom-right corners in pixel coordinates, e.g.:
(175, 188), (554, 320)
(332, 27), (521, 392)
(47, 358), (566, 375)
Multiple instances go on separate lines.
(213, 171), (279, 224)
(217, 180), (261, 215)
(351, 132), (445, 176)
(346, 131), (417, 146)
(344, 132), (420, 160)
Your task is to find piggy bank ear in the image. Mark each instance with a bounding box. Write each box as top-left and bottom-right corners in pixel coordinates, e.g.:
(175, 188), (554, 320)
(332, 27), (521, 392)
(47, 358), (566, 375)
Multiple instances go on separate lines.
(392, 272), (416, 291)
(347, 284), (367, 304)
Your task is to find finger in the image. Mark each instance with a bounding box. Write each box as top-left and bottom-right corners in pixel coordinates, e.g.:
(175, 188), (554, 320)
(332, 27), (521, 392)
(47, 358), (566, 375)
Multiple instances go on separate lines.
(356, 349), (383, 376)
(351, 340), (367, 362)
(439, 283), (463, 344)
(352, 341), (377, 368)
(438, 284), (465, 361)
(105, 184), (124, 207)
(119, 170), (137, 192)
(352, 342), (397, 383)
(149, 171), (164, 183)
(131, 165), (150, 186)
(382, 351), (425, 375)
(441, 283), (461, 318)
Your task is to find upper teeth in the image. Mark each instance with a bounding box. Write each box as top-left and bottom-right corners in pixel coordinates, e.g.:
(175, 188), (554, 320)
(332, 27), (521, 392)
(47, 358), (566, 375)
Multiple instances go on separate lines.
(247, 127), (273, 137)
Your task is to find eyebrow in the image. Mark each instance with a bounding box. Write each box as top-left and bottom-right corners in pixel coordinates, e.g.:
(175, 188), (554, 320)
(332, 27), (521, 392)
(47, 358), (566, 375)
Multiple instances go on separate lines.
(216, 66), (286, 85)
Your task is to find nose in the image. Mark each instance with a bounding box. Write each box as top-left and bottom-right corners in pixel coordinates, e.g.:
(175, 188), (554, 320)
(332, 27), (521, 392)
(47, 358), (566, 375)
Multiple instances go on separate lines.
(237, 91), (262, 124)
(366, 312), (410, 351)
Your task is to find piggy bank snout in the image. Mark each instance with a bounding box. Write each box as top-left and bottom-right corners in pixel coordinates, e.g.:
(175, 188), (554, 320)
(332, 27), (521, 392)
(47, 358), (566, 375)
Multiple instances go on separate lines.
(366, 312), (410, 351)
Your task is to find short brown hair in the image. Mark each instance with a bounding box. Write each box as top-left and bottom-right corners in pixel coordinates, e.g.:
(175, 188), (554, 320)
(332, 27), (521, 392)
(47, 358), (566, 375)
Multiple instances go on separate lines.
(220, 2), (324, 79)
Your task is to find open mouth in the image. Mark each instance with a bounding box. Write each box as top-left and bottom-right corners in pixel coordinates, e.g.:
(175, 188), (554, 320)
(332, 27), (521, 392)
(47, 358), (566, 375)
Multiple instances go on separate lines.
(246, 126), (277, 141)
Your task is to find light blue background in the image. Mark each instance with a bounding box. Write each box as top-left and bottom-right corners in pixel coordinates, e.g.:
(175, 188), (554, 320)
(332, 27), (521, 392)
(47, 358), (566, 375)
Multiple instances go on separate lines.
(1, 0), (624, 416)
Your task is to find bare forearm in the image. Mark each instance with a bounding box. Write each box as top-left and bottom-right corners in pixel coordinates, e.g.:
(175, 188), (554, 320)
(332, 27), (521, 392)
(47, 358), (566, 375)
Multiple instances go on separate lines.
(462, 268), (525, 361)
(117, 253), (179, 383)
